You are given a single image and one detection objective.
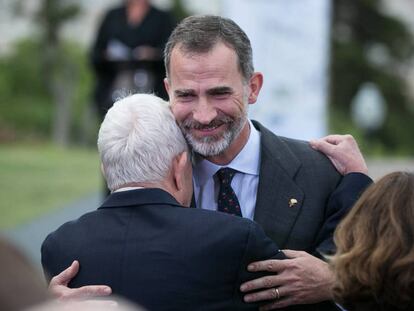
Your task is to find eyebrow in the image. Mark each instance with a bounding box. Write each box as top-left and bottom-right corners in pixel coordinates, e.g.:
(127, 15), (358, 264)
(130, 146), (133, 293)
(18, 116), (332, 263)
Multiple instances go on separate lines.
(206, 86), (233, 96)
(174, 89), (196, 96)
(174, 86), (234, 97)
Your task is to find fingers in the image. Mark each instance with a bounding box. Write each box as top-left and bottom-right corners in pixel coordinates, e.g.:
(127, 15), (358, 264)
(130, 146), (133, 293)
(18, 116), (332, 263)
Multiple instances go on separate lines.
(322, 134), (353, 145)
(245, 251), (306, 273)
(48, 260), (112, 301)
(281, 249), (308, 259)
(49, 260), (80, 287)
(244, 287), (282, 303)
(310, 135), (340, 146)
(70, 285), (112, 299)
(310, 134), (354, 148)
(310, 134), (366, 175)
(247, 259), (287, 273)
(240, 274), (283, 293)
(54, 285), (112, 301)
(323, 134), (348, 145)
(309, 139), (336, 156)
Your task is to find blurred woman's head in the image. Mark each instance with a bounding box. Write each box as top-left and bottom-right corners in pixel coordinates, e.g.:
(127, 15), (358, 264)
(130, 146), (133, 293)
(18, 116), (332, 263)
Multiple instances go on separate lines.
(0, 237), (50, 311)
(332, 171), (414, 311)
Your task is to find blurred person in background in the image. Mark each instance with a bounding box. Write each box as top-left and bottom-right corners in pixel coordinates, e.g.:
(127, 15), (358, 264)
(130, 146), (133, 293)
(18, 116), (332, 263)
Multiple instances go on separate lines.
(0, 238), (135, 310)
(331, 171), (414, 311)
(90, 0), (175, 195)
(91, 0), (175, 120)
(0, 236), (50, 311)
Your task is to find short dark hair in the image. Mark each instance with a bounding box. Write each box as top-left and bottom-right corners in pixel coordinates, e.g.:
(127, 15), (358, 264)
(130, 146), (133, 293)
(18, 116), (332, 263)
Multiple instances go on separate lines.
(164, 15), (254, 82)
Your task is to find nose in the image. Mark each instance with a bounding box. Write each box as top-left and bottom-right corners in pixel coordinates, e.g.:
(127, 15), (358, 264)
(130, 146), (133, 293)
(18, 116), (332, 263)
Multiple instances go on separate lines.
(192, 98), (217, 124)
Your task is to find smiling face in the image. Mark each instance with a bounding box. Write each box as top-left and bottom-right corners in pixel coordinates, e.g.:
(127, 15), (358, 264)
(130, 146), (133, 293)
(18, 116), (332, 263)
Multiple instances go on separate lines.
(165, 42), (262, 164)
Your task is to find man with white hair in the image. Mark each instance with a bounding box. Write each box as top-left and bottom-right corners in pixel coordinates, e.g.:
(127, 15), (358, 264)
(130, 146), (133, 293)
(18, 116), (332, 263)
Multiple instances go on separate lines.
(41, 94), (286, 311)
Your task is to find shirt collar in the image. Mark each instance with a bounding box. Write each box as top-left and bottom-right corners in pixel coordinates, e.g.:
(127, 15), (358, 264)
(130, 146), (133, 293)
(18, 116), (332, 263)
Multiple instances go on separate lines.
(113, 186), (144, 193)
(193, 120), (261, 187)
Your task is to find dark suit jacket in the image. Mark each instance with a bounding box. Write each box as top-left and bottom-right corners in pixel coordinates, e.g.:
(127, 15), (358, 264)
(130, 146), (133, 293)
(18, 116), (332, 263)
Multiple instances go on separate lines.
(248, 121), (372, 311)
(252, 121), (371, 254)
(42, 188), (285, 311)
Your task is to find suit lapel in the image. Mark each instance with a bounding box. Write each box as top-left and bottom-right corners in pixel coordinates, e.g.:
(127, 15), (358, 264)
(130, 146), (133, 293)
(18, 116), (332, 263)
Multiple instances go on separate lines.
(252, 121), (304, 248)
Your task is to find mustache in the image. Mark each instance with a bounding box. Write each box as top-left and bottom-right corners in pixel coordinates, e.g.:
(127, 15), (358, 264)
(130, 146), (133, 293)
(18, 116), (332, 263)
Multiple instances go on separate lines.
(181, 116), (233, 130)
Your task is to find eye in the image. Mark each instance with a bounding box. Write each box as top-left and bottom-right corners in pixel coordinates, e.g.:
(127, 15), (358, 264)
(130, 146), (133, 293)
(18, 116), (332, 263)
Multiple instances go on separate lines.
(212, 91), (231, 100)
(208, 87), (233, 100)
(176, 92), (196, 102)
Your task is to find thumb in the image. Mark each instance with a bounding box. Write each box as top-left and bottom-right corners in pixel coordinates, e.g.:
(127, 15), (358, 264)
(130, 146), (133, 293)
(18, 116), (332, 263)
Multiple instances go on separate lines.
(50, 260), (79, 287)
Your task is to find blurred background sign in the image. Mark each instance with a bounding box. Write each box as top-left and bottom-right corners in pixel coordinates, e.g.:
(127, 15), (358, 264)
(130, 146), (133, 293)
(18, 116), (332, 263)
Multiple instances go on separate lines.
(222, 0), (331, 140)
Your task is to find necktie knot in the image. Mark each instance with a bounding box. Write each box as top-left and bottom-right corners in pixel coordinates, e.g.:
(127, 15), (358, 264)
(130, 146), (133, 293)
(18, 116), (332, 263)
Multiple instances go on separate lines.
(216, 168), (237, 186)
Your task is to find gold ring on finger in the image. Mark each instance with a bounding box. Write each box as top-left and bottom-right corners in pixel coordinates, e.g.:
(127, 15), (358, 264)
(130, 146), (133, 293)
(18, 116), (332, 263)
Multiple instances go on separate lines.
(274, 288), (280, 300)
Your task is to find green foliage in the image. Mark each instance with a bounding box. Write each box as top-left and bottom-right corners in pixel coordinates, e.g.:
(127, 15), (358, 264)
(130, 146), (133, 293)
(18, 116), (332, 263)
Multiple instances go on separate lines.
(36, 0), (81, 28)
(331, 0), (414, 155)
(0, 143), (100, 229)
(0, 39), (52, 138)
(60, 40), (97, 144)
(0, 37), (95, 142)
(32, 0), (81, 48)
(2, 0), (97, 146)
(171, 0), (191, 22)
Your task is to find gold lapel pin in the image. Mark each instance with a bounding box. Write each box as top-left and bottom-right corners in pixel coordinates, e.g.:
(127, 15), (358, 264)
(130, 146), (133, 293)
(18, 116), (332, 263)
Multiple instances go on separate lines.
(289, 198), (298, 208)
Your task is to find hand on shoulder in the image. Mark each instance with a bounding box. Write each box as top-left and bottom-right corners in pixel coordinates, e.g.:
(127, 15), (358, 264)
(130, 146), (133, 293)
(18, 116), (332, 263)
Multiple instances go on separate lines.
(310, 134), (368, 175)
(48, 260), (112, 300)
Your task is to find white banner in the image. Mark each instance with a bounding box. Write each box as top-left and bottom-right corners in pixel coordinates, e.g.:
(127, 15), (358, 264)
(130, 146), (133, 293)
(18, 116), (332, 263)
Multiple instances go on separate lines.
(221, 0), (331, 140)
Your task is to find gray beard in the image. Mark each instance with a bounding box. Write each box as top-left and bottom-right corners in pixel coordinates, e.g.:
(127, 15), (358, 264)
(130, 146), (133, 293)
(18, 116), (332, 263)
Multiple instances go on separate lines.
(182, 115), (247, 157)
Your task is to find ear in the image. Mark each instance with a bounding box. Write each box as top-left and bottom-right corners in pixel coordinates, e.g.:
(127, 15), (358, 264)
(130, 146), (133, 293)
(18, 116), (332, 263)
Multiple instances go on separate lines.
(247, 72), (263, 105)
(172, 151), (189, 193)
(100, 163), (106, 177)
(164, 77), (170, 95)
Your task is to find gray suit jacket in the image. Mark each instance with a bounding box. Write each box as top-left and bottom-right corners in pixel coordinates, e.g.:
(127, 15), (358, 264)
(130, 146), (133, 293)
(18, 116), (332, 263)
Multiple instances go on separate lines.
(191, 121), (370, 310)
(252, 121), (342, 257)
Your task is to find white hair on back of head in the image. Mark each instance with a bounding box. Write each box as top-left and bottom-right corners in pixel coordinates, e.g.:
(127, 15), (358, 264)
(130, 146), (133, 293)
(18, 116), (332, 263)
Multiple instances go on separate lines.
(97, 94), (188, 191)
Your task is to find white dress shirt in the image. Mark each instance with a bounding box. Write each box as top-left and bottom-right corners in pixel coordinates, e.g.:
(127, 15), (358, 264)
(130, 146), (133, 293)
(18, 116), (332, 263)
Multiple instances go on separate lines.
(113, 186), (144, 193)
(193, 120), (261, 220)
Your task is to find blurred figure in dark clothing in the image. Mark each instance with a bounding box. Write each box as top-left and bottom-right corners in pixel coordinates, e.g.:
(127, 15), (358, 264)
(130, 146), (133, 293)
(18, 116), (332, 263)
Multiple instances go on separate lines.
(91, 0), (175, 196)
(91, 0), (175, 120)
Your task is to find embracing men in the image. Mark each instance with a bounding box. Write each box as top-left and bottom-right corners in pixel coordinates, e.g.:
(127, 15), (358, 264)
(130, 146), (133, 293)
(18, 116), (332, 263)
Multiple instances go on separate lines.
(43, 15), (371, 311)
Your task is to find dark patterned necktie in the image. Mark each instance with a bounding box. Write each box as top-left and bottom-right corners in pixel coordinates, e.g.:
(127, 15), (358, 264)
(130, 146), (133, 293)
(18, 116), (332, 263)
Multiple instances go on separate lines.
(215, 168), (242, 217)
